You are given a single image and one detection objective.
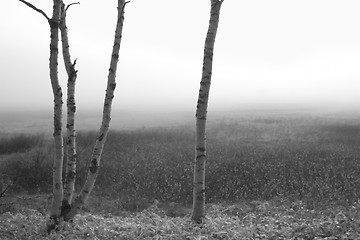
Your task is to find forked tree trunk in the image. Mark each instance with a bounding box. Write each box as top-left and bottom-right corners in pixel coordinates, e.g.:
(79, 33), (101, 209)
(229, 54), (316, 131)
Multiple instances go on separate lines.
(192, 0), (224, 224)
(64, 0), (129, 220)
(60, 2), (78, 207)
(19, 0), (129, 230)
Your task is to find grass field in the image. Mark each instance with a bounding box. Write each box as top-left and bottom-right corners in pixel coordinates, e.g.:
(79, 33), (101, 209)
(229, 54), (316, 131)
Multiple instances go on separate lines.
(1, 108), (360, 239)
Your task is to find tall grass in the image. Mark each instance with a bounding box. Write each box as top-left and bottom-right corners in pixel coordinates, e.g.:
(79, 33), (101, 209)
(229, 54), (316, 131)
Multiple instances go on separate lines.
(1, 114), (360, 209)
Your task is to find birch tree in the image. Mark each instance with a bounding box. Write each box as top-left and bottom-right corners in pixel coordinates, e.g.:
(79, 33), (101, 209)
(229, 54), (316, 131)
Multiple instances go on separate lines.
(64, 0), (129, 220)
(19, 0), (65, 223)
(192, 0), (224, 224)
(60, 1), (78, 209)
(19, 0), (129, 232)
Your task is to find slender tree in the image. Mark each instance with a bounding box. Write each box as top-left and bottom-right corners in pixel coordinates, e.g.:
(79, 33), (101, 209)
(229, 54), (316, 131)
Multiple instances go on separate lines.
(60, 1), (79, 207)
(19, 0), (65, 224)
(19, 0), (129, 232)
(64, 0), (129, 220)
(192, 0), (224, 224)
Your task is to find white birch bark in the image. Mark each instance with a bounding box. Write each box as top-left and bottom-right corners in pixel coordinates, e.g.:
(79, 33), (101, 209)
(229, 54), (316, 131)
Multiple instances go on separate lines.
(60, 2), (78, 207)
(64, 0), (129, 220)
(48, 0), (64, 224)
(192, 0), (224, 224)
(19, 0), (65, 230)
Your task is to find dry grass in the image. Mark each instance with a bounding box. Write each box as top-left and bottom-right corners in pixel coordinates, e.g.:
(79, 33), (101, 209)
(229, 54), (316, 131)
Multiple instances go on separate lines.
(1, 196), (360, 239)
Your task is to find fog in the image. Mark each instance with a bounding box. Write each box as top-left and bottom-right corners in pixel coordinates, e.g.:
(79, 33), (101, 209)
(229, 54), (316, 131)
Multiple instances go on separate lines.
(1, 1), (360, 115)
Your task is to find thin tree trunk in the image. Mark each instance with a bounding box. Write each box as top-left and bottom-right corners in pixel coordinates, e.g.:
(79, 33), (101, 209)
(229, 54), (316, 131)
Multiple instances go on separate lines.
(19, 0), (65, 231)
(192, 0), (224, 224)
(60, 2), (78, 207)
(48, 0), (64, 225)
(64, 0), (129, 220)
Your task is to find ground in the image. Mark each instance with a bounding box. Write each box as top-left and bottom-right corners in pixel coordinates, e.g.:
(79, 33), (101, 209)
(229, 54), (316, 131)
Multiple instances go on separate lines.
(1, 194), (360, 239)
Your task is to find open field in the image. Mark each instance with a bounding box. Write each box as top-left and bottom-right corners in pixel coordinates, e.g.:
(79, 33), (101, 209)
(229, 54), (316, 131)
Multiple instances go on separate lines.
(1, 107), (360, 239)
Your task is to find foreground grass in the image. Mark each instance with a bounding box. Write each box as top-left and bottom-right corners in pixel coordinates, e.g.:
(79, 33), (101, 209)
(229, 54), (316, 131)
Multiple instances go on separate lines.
(1, 196), (360, 239)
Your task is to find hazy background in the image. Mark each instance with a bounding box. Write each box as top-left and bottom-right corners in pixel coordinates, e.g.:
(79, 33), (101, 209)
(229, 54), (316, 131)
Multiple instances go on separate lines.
(1, 1), (360, 131)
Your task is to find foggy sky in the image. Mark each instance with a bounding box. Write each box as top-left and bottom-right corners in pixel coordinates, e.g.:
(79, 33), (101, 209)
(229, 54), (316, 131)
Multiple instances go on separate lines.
(1, 1), (360, 114)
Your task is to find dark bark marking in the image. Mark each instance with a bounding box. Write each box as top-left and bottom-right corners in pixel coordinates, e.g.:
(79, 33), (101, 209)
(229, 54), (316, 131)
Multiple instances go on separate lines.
(197, 99), (205, 105)
(200, 81), (210, 87)
(110, 83), (116, 90)
(98, 133), (104, 141)
(67, 96), (75, 104)
(89, 158), (98, 173)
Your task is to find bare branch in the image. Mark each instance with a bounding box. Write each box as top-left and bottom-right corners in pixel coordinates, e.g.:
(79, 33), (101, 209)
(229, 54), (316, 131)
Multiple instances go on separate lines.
(121, 1), (130, 14)
(19, 0), (50, 21)
(65, 2), (80, 12)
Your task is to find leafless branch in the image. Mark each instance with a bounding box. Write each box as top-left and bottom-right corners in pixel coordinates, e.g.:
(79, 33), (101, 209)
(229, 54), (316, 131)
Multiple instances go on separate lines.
(19, 0), (50, 21)
(66, 2), (80, 12)
(121, 1), (131, 13)
(72, 58), (78, 67)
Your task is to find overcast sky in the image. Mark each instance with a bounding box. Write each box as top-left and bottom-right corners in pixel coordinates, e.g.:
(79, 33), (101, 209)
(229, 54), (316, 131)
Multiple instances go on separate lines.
(1, 1), (360, 114)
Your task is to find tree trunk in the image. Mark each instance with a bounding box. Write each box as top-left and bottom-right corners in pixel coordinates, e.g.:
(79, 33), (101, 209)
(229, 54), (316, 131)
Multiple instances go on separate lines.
(19, 0), (66, 231)
(48, 0), (64, 225)
(64, 0), (129, 220)
(192, 0), (224, 224)
(60, 2), (78, 207)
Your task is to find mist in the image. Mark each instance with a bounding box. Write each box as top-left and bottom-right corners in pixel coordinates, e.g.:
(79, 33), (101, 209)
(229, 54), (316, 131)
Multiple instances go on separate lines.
(1, 0), (360, 125)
